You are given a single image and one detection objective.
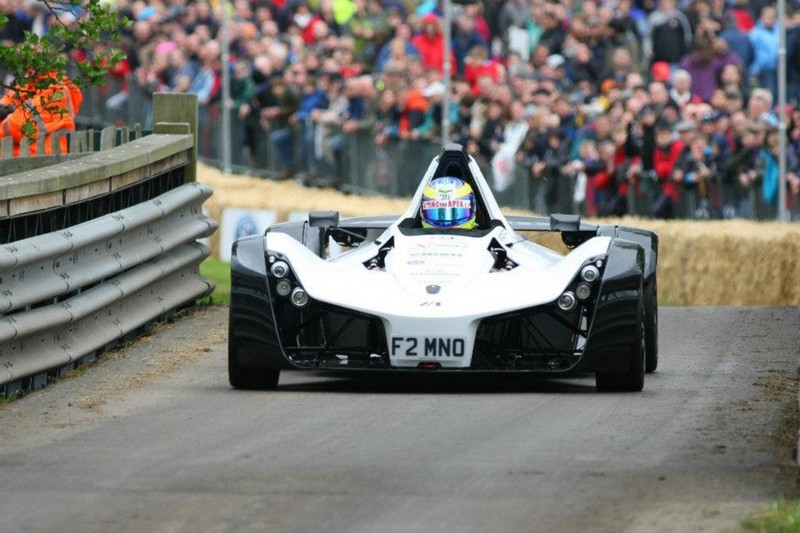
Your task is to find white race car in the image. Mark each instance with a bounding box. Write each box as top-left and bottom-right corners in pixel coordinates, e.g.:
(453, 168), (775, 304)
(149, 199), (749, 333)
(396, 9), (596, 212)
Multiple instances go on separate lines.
(228, 144), (658, 391)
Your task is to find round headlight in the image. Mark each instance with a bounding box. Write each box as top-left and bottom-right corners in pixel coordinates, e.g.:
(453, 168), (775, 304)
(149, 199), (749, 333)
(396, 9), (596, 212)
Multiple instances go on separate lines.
(581, 265), (599, 282)
(275, 279), (292, 296)
(271, 260), (289, 278)
(290, 287), (309, 307)
(558, 291), (576, 311)
(575, 282), (591, 300)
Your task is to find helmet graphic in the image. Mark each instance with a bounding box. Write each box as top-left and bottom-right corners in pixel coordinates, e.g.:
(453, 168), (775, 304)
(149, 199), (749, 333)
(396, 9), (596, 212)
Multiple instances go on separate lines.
(420, 176), (477, 229)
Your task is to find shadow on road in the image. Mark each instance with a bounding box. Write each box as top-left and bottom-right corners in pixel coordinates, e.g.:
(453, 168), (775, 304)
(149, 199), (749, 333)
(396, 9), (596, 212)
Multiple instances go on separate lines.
(273, 371), (599, 394)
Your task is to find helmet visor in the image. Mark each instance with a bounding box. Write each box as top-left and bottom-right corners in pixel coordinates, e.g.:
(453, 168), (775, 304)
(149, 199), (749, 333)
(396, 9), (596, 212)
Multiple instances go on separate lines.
(421, 199), (473, 227)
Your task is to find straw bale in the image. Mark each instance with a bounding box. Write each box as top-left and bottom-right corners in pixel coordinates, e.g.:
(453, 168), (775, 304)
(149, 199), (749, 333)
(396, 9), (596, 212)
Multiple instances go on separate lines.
(199, 164), (800, 306)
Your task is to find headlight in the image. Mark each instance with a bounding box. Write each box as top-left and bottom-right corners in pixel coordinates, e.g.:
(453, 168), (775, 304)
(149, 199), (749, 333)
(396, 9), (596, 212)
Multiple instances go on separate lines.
(275, 279), (292, 296)
(575, 282), (592, 300)
(290, 287), (309, 307)
(271, 260), (289, 278)
(581, 265), (599, 282)
(558, 291), (576, 311)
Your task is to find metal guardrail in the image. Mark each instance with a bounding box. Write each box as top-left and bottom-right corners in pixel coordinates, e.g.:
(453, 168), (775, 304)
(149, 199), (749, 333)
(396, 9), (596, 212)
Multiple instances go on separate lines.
(0, 182), (217, 392)
(0, 93), (215, 397)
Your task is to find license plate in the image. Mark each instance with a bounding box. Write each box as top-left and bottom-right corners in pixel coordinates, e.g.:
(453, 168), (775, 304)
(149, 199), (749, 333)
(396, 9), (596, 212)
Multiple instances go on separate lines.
(390, 337), (465, 358)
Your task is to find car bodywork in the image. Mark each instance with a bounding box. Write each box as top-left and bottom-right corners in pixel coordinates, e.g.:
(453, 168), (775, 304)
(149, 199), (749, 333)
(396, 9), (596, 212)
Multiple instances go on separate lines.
(229, 144), (658, 391)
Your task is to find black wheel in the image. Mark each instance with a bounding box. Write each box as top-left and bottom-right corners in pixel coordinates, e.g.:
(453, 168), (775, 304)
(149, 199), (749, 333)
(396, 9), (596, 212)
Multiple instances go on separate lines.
(228, 322), (280, 390)
(596, 296), (646, 392)
(644, 277), (658, 373)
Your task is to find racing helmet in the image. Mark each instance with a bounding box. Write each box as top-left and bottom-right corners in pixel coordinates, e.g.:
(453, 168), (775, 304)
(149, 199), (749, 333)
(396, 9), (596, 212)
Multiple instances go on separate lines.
(420, 176), (477, 229)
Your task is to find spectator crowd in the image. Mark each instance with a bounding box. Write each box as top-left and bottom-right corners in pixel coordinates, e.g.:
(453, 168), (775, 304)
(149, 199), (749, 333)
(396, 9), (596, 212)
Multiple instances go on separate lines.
(2, 0), (800, 219)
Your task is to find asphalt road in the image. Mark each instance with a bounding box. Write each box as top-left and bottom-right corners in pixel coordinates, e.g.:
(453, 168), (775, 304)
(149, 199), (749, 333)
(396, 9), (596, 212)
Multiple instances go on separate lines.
(0, 306), (797, 533)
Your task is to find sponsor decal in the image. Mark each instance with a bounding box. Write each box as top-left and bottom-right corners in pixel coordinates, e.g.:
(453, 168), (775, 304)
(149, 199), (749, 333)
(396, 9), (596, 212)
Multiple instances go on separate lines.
(422, 199), (472, 210)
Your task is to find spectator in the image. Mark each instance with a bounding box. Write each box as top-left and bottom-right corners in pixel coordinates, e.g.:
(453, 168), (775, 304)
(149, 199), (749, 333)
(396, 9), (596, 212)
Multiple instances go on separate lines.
(167, 48), (197, 91)
(318, 75), (371, 187)
(0, 71), (83, 157)
(759, 129), (780, 218)
(719, 11), (754, 69)
(673, 132), (718, 218)
(651, 119), (685, 218)
(747, 88), (778, 126)
(669, 69), (702, 109)
(452, 12), (487, 75)
(726, 119), (767, 218)
(490, 99), (529, 193)
(228, 58), (256, 167)
(410, 13), (455, 75)
(530, 126), (570, 214)
(748, 5), (779, 101)
(497, 0), (530, 49)
(292, 70), (330, 181)
(786, 9), (800, 105)
(377, 33), (419, 73)
(260, 76), (300, 179)
(28, 0), (795, 220)
(645, 0), (693, 67)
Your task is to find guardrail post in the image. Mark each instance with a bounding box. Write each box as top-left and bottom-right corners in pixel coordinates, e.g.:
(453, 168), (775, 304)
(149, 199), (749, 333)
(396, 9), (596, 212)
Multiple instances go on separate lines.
(153, 93), (198, 183)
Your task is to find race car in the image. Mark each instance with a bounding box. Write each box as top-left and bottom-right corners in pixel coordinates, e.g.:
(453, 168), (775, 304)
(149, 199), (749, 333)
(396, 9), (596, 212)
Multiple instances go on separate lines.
(228, 144), (658, 392)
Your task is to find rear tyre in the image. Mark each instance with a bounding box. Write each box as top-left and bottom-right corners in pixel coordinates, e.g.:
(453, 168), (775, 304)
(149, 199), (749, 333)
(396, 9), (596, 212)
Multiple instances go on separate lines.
(644, 277), (658, 373)
(596, 296), (646, 392)
(228, 323), (280, 390)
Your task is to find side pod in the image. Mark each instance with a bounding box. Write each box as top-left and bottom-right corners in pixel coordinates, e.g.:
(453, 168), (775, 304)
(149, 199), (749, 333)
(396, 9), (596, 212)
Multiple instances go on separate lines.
(581, 239), (645, 373)
(229, 234), (294, 370)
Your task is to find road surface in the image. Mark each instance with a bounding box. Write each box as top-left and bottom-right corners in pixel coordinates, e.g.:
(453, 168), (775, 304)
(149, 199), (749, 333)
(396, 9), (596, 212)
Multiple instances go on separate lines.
(0, 306), (797, 532)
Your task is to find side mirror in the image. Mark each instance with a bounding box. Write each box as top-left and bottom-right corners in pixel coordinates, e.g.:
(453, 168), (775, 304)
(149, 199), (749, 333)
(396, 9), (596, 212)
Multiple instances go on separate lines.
(309, 210), (340, 228)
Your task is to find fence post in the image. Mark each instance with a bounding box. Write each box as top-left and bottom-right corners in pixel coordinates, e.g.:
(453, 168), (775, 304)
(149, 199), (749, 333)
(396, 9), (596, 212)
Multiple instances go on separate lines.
(153, 93), (198, 183)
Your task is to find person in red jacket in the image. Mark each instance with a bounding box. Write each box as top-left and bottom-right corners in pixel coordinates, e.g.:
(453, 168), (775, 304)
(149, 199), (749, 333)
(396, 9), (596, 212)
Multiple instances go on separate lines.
(0, 72), (83, 157)
(411, 13), (456, 75)
(651, 119), (685, 218)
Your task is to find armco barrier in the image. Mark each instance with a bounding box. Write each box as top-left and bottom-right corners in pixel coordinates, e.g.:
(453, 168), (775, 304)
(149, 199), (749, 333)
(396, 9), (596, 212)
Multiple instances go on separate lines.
(0, 93), (216, 396)
(0, 184), (217, 395)
(0, 183), (214, 313)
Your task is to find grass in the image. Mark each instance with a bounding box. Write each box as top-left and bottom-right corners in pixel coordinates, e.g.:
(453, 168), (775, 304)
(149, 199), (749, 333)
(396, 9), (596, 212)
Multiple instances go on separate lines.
(200, 258), (231, 305)
(743, 499), (800, 532)
(0, 393), (18, 405)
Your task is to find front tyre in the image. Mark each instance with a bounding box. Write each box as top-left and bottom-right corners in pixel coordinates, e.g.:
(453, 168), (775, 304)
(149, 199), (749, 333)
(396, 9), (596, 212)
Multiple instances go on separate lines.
(228, 322), (280, 390)
(644, 277), (658, 373)
(596, 297), (646, 392)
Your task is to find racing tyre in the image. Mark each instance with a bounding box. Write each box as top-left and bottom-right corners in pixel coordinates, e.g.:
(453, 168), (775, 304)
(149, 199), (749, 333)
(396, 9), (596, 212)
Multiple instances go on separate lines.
(644, 277), (658, 373)
(595, 297), (646, 392)
(228, 323), (280, 390)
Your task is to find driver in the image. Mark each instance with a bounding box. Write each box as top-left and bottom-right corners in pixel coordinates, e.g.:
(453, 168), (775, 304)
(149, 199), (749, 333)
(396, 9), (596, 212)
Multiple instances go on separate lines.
(420, 176), (477, 229)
